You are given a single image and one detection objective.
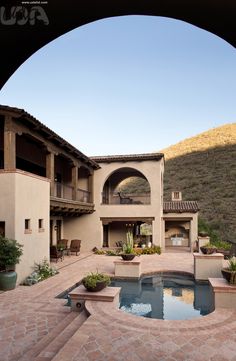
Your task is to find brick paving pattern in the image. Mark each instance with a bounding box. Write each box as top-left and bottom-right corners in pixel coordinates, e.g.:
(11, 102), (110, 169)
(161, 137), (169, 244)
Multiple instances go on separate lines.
(0, 252), (235, 361)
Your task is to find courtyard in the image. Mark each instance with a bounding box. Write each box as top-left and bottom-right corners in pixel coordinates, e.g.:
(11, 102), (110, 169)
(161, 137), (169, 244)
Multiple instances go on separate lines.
(0, 252), (236, 361)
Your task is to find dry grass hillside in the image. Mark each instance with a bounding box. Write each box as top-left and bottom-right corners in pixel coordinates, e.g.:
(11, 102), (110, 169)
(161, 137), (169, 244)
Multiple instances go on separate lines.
(162, 124), (236, 241)
(119, 124), (236, 240)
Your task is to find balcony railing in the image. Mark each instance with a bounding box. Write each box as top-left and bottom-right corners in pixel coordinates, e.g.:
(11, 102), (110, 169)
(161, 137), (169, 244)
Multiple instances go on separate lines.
(52, 182), (91, 203)
(53, 182), (73, 200)
(77, 188), (91, 203)
(102, 193), (151, 205)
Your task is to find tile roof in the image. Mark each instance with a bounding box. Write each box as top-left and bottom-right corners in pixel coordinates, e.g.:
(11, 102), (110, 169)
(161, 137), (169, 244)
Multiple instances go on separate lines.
(91, 153), (164, 163)
(163, 201), (199, 213)
(0, 105), (100, 169)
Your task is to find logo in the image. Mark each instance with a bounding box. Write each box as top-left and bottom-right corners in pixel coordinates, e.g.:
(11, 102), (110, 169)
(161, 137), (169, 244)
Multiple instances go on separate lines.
(0, 5), (49, 25)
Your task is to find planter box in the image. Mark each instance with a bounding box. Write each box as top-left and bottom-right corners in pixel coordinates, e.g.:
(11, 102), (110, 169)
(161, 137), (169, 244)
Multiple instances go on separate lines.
(209, 278), (236, 308)
(194, 252), (224, 281)
(114, 259), (141, 278)
(69, 285), (121, 312)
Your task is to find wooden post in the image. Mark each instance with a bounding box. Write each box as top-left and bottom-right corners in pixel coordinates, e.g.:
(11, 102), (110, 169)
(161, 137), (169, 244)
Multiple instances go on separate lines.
(4, 116), (16, 170)
(46, 152), (55, 196)
(72, 165), (78, 201)
(88, 171), (94, 203)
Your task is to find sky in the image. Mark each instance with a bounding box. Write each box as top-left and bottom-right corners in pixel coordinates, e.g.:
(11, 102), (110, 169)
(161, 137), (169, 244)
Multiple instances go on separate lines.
(0, 15), (235, 156)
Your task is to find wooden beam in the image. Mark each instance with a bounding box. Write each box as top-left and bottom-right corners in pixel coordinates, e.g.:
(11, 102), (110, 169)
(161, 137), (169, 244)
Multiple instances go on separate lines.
(4, 116), (16, 170)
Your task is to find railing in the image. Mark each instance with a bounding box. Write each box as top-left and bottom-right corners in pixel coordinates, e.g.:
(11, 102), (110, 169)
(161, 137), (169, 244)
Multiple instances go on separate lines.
(52, 182), (91, 203)
(53, 182), (73, 200)
(77, 188), (91, 203)
(102, 193), (151, 205)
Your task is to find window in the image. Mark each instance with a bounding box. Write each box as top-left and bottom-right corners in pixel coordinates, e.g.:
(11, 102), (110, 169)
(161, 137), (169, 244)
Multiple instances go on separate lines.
(25, 219), (30, 230)
(24, 219), (32, 234)
(172, 191), (182, 201)
(38, 219), (44, 232)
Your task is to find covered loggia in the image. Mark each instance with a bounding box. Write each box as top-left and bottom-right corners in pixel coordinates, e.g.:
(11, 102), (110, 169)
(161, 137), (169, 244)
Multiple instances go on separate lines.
(102, 217), (154, 248)
(102, 167), (151, 205)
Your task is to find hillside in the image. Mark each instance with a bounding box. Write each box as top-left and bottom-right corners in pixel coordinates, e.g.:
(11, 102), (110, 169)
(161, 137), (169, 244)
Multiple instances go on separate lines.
(162, 124), (236, 241)
(119, 124), (236, 241)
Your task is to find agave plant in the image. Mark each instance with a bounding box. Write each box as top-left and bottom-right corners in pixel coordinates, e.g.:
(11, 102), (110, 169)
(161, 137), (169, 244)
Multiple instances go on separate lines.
(228, 257), (236, 272)
(123, 231), (134, 254)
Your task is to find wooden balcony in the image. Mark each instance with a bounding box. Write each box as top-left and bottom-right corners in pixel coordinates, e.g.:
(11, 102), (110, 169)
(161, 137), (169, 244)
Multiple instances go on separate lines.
(50, 182), (94, 216)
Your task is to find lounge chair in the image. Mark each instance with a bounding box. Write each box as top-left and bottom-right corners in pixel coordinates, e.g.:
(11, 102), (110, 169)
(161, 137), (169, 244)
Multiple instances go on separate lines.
(69, 239), (81, 256)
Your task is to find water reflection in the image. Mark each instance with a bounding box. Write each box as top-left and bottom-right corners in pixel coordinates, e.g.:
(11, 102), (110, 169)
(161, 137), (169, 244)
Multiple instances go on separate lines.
(111, 275), (214, 320)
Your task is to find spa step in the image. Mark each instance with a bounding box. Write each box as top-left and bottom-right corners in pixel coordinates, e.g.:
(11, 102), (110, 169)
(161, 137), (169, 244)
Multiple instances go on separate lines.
(18, 312), (77, 361)
(33, 311), (88, 361)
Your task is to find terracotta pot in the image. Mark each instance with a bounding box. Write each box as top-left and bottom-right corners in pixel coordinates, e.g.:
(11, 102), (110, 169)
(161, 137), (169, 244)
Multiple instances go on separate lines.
(82, 280), (107, 292)
(121, 254), (135, 261)
(221, 268), (236, 284)
(200, 246), (216, 255)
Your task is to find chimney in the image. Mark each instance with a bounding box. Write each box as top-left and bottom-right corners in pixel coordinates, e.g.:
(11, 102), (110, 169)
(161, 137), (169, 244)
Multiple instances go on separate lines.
(171, 191), (182, 201)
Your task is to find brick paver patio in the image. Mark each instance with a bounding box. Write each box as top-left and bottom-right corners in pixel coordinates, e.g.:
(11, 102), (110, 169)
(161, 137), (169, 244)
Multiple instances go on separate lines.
(0, 252), (235, 361)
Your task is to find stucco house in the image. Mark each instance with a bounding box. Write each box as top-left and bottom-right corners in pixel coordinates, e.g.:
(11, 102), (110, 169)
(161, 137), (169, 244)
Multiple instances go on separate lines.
(0, 105), (199, 283)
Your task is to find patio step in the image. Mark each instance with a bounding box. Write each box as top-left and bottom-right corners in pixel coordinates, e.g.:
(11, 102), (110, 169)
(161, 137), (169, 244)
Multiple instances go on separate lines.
(33, 311), (88, 361)
(51, 318), (90, 361)
(18, 312), (82, 361)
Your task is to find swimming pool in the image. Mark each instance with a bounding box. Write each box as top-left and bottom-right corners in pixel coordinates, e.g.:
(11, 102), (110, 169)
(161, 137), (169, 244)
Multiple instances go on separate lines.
(111, 273), (214, 320)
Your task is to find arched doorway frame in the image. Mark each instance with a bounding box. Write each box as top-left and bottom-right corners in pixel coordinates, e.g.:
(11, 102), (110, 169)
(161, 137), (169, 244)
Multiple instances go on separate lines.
(0, 0), (235, 89)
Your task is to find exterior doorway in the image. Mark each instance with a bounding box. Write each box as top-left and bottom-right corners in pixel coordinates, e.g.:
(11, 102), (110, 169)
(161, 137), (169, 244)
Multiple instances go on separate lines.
(56, 220), (62, 242)
(0, 222), (5, 237)
(50, 220), (53, 246)
(103, 224), (109, 247)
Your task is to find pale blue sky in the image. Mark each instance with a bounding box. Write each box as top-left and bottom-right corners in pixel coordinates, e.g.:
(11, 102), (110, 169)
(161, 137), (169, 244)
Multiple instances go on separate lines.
(0, 16), (235, 155)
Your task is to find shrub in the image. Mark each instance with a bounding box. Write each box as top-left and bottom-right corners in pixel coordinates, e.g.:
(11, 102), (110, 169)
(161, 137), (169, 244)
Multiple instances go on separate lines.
(0, 237), (23, 271)
(198, 218), (221, 243)
(82, 271), (110, 289)
(134, 246), (161, 255)
(22, 259), (58, 286)
(94, 249), (106, 255)
(212, 240), (231, 251)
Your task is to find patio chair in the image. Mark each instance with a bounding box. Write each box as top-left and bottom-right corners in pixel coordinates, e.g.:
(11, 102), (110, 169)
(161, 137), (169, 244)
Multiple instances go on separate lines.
(50, 245), (63, 262)
(57, 239), (68, 250)
(69, 239), (81, 256)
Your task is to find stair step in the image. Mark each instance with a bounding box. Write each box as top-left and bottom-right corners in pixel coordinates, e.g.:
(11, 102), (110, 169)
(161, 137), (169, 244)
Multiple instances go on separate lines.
(18, 312), (77, 361)
(34, 311), (88, 361)
(51, 314), (90, 361)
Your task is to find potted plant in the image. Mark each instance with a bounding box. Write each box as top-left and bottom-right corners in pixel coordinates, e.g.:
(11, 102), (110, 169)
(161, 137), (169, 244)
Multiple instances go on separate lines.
(0, 236), (23, 290)
(222, 257), (236, 284)
(82, 271), (111, 292)
(121, 231), (135, 261)
(200, 243), (217, 255)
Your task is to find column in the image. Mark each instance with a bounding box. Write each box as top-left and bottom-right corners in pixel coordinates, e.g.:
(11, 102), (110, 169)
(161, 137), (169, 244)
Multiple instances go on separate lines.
(46, 152), (55, 196)
(88, 171), (94, 203)
(72, 165), (78, 201)
(4, 116), (16, 170)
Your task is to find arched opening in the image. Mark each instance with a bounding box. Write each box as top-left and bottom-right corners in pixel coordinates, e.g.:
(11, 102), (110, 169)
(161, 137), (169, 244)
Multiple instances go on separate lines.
(1, 1), (235, 89)
(102, 167), (151, 205)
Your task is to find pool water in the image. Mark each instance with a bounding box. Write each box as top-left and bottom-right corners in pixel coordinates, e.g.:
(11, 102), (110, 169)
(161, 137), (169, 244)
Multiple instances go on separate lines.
(111, 274), (214, 320)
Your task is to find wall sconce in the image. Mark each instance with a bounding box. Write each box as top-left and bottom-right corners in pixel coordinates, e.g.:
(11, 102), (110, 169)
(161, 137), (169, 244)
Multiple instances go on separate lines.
(54, 226), (58, 231)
